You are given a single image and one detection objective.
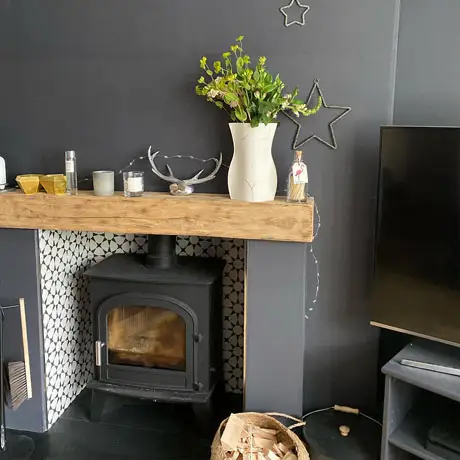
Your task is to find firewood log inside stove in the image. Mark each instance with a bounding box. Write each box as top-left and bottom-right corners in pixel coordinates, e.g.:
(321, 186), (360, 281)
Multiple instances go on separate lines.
(107, 306), (186, 370)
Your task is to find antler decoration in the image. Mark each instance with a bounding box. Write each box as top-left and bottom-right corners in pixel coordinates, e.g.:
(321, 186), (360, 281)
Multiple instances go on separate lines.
(147, 146), (223, 196)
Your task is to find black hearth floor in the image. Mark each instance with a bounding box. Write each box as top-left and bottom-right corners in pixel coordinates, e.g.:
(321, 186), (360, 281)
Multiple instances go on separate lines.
(7, 389), (242, 460)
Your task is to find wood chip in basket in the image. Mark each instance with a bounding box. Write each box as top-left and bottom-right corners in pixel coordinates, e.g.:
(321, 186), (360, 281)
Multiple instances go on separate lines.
(219, 415), (300, 460)
(221, 414), (247, 452)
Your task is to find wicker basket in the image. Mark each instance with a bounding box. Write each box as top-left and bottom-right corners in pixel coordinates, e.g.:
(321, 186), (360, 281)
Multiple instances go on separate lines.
(211, 412), (309, 460)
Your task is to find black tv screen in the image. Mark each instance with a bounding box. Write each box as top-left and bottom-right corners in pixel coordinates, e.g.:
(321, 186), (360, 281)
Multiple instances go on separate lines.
(371, 126), (460, 346)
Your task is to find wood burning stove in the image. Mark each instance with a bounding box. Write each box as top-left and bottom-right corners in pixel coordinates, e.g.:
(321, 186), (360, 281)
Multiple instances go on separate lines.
(84, 235), (224, 420)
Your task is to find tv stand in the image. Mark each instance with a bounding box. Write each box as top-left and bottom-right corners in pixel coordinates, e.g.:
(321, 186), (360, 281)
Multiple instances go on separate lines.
(381, 340), (460, 460)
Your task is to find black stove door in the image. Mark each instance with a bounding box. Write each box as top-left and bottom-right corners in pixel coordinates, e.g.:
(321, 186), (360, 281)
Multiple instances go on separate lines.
(96, 293), (197, 390)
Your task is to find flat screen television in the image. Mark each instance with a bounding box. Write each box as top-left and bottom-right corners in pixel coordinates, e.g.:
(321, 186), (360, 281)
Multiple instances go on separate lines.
(371, 126), (460, 346)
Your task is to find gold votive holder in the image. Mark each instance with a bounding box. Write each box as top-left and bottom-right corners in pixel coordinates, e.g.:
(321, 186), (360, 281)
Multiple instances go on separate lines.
(16, 175), (41, 195)
(40, 174), (67, 195)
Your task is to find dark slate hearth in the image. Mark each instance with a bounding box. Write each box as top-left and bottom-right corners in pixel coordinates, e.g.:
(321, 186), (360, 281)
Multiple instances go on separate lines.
(8, 389), (242, 460)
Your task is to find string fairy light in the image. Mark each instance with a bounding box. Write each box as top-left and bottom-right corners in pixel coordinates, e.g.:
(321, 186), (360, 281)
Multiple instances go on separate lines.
(305, 196), (320, 319)
(117, 151), (227, 175)
(80, 148), (321, 318)
(78, 149), (230, 184)
(277, 180), (321, 320)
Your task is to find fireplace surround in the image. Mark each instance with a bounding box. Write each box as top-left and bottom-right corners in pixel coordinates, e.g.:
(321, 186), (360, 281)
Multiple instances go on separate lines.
(0, 192), (313, 432)
(84, 235), (225, 418)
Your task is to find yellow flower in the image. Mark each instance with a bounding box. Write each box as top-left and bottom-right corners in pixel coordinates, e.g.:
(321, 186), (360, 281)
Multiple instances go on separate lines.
(199, 56), (207, 69)
(236, 35), (244, 42)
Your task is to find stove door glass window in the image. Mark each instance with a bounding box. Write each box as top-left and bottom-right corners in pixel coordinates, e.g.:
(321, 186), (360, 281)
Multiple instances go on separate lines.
(107, 306), (186, 371)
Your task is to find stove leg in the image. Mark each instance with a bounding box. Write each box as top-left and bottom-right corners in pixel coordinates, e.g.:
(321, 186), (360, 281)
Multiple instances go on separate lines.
(192, 399), (214, 435)
(90, 389), (106, 423)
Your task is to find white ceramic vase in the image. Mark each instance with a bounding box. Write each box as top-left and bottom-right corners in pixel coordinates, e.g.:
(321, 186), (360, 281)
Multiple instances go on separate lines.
(228, 123), (278, 202)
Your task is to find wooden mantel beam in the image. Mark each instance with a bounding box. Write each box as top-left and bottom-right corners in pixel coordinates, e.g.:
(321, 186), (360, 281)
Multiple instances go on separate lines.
(0, 191), (314, 243)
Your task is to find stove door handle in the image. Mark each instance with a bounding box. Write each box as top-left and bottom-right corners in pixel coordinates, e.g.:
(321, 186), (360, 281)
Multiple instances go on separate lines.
(95, 341), (105, 367)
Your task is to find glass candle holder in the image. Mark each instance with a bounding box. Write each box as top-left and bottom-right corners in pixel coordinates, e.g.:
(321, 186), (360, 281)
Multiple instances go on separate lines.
(93, 171), (115, 196)
(123, 171), (144, 197)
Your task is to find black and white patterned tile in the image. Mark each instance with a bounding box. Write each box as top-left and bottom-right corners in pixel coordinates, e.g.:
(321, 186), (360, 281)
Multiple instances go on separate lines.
(176, 236), (245, 392)
(39, 231), (244, 428)
(39, 230), (93, 427)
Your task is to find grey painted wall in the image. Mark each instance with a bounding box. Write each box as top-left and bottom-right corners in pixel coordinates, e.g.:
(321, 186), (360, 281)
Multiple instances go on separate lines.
(245, 241), (307, 417)
(394, 0), (460, 126)
(294, 1), (400, 411)
(0, 0), (402, 413)
(0, 230), (47, 432)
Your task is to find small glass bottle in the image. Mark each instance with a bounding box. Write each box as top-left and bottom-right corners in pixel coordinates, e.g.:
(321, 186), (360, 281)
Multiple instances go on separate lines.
(65, 150), (78, 195)
(287, 150), (308, 203)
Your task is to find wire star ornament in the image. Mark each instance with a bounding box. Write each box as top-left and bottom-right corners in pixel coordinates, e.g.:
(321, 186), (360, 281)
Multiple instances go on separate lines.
(280, 0), (310, 27)
(283, 79), (352, 150)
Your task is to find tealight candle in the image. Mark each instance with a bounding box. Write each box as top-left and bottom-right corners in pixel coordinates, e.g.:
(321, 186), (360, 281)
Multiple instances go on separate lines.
(123, 171), (144, 197)
(93, 171), (115, 196)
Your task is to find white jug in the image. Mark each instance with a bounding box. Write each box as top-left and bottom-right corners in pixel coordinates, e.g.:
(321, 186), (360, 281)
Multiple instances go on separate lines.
(0, 156), (5, 190)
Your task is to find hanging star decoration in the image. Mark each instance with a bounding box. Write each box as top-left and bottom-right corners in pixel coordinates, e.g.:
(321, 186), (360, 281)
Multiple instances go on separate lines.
(283, 79), (351, 150)
(280, 0), (310, 27)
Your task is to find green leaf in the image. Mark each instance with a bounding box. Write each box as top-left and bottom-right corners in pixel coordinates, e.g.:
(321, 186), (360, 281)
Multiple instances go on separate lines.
(206, 70), (213, 76)
(224, 93), (239, 104)
(235, 108), (248, 122)
(236, 35), (244, 42)
(215, 101), (224, 109)
(236, 57), (244, 72)
(263, 84), (277, 93)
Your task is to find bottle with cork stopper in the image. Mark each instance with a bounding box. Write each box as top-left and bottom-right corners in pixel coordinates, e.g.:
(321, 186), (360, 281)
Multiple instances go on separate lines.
(287, 150), (308, 202)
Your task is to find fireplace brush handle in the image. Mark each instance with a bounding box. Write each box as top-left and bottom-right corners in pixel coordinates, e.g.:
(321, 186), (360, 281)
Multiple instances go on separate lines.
(19, 298), (32, 400)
